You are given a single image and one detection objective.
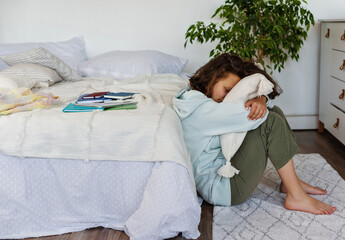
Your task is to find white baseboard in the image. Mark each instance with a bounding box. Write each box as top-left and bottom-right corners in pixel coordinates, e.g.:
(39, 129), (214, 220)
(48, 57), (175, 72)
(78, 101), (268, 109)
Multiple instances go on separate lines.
(286, 115), (318, 130)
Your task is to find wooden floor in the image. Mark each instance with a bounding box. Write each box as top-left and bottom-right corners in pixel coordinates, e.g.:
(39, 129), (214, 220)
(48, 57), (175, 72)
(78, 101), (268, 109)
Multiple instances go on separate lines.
(22, 130), (345, 240)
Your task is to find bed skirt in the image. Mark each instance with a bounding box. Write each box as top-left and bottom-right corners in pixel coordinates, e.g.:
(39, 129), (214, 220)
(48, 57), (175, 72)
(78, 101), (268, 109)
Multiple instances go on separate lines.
(0, 153), (201, 240)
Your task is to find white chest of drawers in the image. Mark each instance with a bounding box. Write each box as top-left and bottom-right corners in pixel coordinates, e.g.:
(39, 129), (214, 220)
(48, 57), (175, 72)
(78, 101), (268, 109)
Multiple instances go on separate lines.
(319, 20), (345, 145)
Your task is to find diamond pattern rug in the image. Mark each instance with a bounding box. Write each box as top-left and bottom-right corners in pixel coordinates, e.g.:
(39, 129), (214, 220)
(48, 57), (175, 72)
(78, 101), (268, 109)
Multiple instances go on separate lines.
(213, 154), (345, 240)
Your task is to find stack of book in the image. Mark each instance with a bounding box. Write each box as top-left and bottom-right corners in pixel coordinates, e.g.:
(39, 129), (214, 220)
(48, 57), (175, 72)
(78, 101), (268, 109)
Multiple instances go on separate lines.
(63, 92), (138, 112)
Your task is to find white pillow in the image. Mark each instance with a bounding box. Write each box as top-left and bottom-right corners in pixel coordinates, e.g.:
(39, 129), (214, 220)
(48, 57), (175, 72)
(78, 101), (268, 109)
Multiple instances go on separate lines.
(0, 48), (80, 81)
(0, 36), (86, 71)
(77, 50), (188, 79)
(0, 73), (37, 90)
(1, 63), (62, 88)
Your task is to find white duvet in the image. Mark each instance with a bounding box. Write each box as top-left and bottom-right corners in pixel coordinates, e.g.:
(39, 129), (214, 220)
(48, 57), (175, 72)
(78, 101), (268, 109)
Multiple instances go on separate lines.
(0, 74), (195, 185)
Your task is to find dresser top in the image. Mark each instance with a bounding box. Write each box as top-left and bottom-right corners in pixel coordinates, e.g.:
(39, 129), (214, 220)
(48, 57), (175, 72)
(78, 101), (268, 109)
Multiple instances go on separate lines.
(319, 19), (345, 23)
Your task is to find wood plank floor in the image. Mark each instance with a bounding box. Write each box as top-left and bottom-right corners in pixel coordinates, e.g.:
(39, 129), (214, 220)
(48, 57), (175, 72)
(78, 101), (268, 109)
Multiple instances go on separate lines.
(294, 130), (345, 179)
(20, 130), (345, 240)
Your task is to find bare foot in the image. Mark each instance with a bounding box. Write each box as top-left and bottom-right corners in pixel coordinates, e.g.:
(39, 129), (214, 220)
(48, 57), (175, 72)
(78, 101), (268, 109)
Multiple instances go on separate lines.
(284, 192), (336, 215)
(280, 180), (327, 195)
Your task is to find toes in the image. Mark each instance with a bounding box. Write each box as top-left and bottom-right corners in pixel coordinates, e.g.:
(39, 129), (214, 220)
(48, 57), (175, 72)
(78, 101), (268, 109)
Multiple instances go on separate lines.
(321, 207), (331, 215)
(323, 205), (336, 215)
(318, 188), (327, 194)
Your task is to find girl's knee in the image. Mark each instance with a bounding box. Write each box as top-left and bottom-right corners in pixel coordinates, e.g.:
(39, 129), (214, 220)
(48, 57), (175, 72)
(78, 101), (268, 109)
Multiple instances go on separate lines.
(269, 105), (286, 119)
(266, 111), (286, 129)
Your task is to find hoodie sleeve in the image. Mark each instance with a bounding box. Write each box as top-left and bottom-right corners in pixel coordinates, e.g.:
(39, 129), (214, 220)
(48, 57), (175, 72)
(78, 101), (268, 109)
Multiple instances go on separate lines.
(192, 99), (268, 136)
(264, 95), (275, 108)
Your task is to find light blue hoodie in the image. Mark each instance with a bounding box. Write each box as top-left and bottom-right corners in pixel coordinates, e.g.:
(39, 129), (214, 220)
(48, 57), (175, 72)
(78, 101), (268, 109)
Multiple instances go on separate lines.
(173, 87), (273, 206)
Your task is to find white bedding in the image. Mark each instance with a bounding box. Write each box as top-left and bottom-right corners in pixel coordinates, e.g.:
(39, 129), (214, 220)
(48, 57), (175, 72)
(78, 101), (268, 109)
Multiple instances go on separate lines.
(0, 75), (191, 165)
(0, 74), (200, 239)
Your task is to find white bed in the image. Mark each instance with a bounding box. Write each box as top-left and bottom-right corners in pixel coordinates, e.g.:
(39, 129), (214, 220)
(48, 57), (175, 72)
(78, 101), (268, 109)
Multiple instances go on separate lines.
(0, 0), (212, 237)
(0, 44), (201, 239)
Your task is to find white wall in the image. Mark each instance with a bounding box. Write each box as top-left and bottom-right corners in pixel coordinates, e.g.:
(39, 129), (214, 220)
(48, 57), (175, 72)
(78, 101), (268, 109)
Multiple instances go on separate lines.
(0, 0), (345, 129)
(0, 0), (219, 72)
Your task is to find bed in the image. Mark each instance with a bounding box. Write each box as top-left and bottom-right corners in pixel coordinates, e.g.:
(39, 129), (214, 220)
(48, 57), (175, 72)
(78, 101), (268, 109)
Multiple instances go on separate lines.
(0, 39), (201, 240)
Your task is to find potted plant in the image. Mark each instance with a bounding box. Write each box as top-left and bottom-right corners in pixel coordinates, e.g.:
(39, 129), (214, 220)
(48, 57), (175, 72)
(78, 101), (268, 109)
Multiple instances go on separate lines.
(184, 0), (315, 72)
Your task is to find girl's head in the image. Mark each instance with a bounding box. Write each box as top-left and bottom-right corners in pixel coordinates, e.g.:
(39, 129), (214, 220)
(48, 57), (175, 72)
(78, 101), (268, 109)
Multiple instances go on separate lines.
(189, 53), (282, 101)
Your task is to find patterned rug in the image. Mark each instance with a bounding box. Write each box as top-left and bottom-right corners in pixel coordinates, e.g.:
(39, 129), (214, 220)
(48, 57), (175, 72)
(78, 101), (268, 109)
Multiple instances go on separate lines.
(213, 154), (345, 240)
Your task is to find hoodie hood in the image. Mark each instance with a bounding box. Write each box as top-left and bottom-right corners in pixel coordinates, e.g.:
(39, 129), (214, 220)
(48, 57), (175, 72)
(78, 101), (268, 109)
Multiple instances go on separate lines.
(173, 87), (210, 120)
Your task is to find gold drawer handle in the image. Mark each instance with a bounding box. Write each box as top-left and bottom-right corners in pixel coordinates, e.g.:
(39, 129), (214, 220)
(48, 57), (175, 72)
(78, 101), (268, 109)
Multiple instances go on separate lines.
(340, 89), (345, 100)
(333, 118), (340, 128)
(340, 60), (345, 70)
(341, 30), (345, 40)
(325, 28), (330, 38)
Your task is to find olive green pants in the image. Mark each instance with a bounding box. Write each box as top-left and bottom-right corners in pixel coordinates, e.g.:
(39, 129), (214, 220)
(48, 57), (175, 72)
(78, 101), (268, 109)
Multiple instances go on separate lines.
(230, 106), (299, 205)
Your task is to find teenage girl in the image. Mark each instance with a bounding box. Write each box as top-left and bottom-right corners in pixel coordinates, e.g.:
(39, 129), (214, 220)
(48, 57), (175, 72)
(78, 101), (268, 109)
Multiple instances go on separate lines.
(173, 53), (336, 215)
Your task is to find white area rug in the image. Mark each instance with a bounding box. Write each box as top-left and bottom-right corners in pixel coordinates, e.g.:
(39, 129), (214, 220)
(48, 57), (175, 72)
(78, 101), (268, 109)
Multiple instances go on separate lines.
(213, 154), (345, 240)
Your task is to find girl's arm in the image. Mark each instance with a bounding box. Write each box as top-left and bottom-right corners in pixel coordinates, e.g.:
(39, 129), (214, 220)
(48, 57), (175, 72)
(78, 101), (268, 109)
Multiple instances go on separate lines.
(245, 96), (268, 120)
(192, 99), (268, 136)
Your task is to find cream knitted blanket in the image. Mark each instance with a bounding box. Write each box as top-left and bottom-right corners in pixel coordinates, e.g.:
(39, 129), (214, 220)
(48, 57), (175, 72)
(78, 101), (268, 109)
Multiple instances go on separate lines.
(0, 75), (194, 181)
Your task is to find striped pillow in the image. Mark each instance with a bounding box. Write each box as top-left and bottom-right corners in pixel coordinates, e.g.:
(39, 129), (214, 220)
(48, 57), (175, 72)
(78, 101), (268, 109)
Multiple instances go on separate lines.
(0, 48), (80, 81)
(1, 63), (62, 87)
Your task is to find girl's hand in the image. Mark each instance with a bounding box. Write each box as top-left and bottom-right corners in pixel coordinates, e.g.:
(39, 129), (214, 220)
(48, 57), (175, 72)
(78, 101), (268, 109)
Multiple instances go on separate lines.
(245, 96), (267, 120)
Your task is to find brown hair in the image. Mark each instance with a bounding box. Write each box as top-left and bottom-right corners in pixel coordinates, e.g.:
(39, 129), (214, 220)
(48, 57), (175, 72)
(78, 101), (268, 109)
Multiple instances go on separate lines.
(189, 53), (282, 99)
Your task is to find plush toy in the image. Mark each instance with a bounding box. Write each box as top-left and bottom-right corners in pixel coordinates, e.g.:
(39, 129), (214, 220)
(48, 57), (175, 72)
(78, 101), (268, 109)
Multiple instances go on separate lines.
(217, 73), (274, 178)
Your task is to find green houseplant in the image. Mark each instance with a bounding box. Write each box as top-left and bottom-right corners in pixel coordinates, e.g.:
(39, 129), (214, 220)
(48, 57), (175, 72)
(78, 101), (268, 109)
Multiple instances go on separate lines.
(184, 0), (315, 72)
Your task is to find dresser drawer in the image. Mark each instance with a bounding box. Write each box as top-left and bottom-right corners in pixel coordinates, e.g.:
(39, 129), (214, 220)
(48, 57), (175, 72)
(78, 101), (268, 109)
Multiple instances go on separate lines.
(329, 78), (345, 111)
(325, 105), (345, 145)
(331, 50), (345, 80)
(329, 23), (345, 51)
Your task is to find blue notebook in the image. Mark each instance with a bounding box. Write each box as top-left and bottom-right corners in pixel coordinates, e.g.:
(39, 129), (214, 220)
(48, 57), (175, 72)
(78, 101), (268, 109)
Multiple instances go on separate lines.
(62, 103), (104, 112)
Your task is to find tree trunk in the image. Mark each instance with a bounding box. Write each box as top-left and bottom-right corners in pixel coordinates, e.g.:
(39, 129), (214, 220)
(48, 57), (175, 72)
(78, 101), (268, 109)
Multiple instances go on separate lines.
(257, 48), (264, 64)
